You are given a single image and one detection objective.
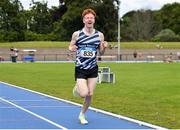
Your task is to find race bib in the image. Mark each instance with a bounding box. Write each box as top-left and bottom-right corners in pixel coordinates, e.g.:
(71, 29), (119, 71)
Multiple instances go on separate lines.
(80, 47), (96, 58)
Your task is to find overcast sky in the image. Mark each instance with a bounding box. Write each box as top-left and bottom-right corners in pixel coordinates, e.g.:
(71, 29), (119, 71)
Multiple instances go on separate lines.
(20, 0), (180, 17)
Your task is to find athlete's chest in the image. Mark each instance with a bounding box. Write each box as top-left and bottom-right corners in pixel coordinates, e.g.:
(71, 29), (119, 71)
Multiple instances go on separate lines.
(76, 30), (100, 45)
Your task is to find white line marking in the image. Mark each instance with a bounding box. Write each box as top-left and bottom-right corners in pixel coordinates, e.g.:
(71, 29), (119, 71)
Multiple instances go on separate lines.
(0, 105), (77, 108)
(8, 99), (58, 101)
(0, 97), (68, 130)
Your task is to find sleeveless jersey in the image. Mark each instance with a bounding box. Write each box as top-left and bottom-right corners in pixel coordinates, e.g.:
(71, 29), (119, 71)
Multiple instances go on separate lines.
(75, 30), (100, 69)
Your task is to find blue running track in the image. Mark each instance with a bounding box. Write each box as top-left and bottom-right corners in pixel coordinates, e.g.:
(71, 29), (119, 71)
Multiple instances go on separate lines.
(0, 81), (167, 129)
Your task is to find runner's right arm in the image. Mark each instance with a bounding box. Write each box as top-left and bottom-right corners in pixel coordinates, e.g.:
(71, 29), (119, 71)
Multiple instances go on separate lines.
(69, 31), (79, 52)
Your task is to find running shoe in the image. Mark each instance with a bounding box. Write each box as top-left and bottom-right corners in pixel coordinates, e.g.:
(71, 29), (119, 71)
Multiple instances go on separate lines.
(79, 114), (88, 124)
(73, 86), (80, 97)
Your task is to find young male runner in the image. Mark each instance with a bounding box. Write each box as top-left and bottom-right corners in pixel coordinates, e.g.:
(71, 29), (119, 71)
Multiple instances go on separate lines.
(69, 8), (108, 124)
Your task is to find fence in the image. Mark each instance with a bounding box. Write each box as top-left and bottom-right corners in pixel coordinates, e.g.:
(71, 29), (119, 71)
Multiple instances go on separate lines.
(0, 53), (180, 62)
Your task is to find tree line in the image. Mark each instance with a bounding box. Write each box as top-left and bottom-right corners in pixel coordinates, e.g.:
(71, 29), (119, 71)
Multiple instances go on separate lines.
(0, 0), (179, 42)
(121, 2), (180, 42)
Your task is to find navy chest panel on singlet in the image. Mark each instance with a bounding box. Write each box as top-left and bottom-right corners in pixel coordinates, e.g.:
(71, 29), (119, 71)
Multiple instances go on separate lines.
(75, 30), (100, 69)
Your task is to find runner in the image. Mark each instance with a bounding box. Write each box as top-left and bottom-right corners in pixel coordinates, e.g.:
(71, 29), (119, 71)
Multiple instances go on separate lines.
(68, 8), (108, 124)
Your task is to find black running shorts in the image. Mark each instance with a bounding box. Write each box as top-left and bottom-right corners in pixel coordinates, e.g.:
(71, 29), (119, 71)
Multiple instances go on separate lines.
(75, 65), (98, 80)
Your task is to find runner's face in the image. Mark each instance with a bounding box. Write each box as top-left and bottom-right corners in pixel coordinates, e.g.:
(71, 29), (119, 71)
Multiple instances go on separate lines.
(83, 13), (95, 28)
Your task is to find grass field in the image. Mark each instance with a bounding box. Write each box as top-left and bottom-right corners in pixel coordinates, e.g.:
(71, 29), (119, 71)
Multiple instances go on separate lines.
(0, 41), (180, 49)
(0, 62), (180, 128)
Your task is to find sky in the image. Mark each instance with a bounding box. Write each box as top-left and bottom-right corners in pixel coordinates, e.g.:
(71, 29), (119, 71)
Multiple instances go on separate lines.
(20, 0), (180, 17)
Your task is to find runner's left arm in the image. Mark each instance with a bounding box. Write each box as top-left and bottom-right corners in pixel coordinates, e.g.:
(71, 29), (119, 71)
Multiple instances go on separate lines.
(99, 32), (108, 55)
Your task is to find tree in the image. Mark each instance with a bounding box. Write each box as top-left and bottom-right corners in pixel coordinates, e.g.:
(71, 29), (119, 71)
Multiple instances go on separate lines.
(54, 0), (119, 41)
(28, 1), (52, 34)
(0, 0), (26, 41)
(51, 0), (68, 21)
(52, 0), (86, 40)
(121, 10), (160, 41)
(95, 0), (119, 41)
(120, 2), (180, 42)
(160, 2), (180, 35)
(152, 29), (180, 42)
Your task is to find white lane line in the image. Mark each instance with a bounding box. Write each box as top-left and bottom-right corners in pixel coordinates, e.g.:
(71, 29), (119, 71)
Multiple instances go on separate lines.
(0, 97), (68, 130)
(0, 105), (77, 108)
(8, 99), (58, 101)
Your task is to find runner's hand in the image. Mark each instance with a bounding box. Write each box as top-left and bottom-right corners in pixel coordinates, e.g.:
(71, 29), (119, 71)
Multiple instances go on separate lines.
(102, 41), (108, 48)
(69, 45), (78, 52)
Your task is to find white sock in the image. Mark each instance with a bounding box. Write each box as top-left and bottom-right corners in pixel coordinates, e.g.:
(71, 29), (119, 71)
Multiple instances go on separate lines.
(79, 112), (84, 116)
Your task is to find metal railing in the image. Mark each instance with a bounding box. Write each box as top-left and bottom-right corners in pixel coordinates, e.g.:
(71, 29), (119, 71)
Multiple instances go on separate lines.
(0, 53), (180, 62)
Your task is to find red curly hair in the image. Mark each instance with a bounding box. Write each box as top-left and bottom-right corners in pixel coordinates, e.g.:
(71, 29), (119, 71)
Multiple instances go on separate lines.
(82, 8), (96, 18)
